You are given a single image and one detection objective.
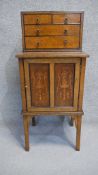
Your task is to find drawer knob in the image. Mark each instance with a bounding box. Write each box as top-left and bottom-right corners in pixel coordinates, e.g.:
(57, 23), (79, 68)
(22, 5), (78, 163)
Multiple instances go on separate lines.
(36, 18), (39, 24)
(36, 42), (39, 48)
(36, 29), (40, 36)
(64, 40), (67, 45)
(64, 18), (68, 24)
(64, 30), (67, 35)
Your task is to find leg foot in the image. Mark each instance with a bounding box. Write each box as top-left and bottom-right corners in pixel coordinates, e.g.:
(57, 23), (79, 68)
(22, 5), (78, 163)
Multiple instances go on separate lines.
(25, 146), (29, 151)
(32, 117), (36, 126)
(69, 117), (74, 126)
(76, 116), (82, 151)
(23, 116), (30, 151)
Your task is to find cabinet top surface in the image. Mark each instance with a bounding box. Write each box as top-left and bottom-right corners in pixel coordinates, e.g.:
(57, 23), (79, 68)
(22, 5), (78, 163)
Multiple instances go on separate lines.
(21, 11), (84, 14)
(16, 51), (89, 58)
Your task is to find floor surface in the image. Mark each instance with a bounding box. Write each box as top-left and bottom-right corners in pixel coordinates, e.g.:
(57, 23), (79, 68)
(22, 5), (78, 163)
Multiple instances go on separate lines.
(0, 116), (98, 175)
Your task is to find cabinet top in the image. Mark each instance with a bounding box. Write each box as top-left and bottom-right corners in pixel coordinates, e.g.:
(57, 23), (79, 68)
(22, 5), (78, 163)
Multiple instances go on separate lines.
(21, 11), (84, 14)
(16, 51), (89, 59)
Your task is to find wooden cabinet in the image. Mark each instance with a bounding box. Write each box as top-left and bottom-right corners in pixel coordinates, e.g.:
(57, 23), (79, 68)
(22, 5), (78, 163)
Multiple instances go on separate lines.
(16, 11), (89, 151)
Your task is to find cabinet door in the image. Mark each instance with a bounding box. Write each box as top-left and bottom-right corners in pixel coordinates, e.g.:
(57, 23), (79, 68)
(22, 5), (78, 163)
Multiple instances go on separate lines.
(24, 58), (80, 112)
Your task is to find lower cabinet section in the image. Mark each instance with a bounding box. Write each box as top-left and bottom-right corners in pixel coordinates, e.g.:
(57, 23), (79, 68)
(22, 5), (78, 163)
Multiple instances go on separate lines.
(24, 58), (80, 111)
(17, 52), (88, 151)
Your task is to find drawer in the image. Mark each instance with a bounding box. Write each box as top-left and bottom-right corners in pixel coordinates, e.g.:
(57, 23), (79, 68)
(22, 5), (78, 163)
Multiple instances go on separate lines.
(53, 13), (80, 24)
(24, 25), (80, 36)
(23, 14), (51, 24)
(25, 36), (79, 49)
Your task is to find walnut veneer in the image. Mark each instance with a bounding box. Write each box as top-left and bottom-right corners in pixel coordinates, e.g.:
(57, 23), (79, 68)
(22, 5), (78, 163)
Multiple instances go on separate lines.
(16, 11), (89, 151)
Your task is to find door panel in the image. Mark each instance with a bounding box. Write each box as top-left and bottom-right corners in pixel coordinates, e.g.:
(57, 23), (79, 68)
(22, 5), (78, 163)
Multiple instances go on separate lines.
(54, 63), (75, 106)
(29, 63), (50, 107)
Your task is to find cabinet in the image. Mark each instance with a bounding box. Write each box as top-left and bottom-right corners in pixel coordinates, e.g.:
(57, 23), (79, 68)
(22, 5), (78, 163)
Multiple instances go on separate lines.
(16, 11), (89, 151)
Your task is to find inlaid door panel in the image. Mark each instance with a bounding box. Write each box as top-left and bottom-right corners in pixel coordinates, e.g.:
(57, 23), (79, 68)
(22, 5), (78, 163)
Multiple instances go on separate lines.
(29, 64), (50, 107)
(54, 63), (75, 106)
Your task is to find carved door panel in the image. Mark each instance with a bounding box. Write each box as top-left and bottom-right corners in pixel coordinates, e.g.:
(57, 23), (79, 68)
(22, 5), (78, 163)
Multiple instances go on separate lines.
(29, 63), (49, 107)
(24, 58), (80, 112)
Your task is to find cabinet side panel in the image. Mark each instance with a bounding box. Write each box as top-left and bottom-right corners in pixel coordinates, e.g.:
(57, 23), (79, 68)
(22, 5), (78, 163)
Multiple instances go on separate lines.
(29, 63), (50, 107)
(54, 63), (75, 106)
(78, 58), (86, 110)
(19, 59), (27, 111)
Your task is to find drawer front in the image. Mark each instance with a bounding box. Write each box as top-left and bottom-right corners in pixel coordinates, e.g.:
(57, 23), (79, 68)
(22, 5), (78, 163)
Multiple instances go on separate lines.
(24, 25), (80, 36)
(24, 14), (51, 24)
(53, 13), (81, 24)
(25, 36), (80, 49)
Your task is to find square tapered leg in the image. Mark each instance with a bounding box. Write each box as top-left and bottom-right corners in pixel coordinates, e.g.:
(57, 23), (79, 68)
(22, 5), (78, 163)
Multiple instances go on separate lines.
(23, 116), (30, 151)
(76, 116), (82, 151)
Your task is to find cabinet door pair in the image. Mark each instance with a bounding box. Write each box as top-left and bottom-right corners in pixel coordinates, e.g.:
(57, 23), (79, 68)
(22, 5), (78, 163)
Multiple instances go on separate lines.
(24, 58), (80, 112)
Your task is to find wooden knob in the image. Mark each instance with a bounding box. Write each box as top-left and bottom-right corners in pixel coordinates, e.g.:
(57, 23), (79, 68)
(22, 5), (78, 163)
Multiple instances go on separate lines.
(64, 30), (67, 35)
(36, 42), (39, 48)
(36, 18), (39, 24)
(25, 85), (28, 88)
(36, 29), (40, 36)
(64, 18), (68, 24)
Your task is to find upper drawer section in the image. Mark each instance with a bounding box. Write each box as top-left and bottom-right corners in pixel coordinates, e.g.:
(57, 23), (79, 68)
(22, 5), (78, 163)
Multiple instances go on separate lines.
(21, 11), (84, 51)
(24, 14), (51, 24)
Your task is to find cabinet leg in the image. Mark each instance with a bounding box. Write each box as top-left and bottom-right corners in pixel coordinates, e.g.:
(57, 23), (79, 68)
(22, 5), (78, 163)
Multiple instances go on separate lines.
(23, 116), (30, 151)
(32, 116), (36, 126)
(76, 116), (82, 151)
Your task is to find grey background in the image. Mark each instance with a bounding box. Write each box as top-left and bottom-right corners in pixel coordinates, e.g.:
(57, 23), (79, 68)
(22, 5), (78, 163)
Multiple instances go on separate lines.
(0, 0), (98, 124)
(0, 1), (98, 175)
